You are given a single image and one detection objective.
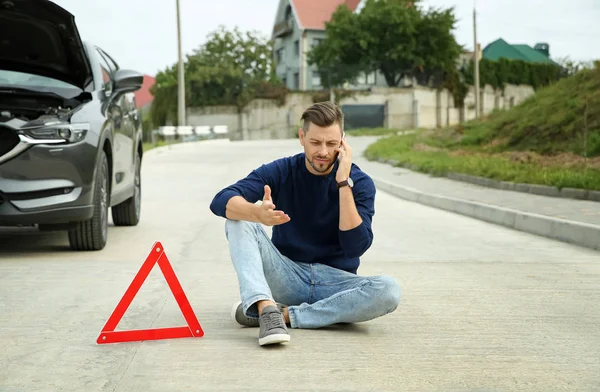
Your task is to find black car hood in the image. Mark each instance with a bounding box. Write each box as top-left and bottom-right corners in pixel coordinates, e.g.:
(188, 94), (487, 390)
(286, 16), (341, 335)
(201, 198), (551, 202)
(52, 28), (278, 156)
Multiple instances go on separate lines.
(0, 0), (93, 90)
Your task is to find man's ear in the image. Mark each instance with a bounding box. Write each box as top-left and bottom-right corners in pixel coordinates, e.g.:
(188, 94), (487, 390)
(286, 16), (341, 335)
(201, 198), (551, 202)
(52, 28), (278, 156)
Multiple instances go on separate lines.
(298, 128), (305, 146)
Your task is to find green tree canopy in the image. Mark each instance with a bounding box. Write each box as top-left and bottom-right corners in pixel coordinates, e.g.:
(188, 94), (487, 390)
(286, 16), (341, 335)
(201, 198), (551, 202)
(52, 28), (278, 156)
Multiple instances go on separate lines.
(150, 26), (279, 126)
(308, 0), (463, 88)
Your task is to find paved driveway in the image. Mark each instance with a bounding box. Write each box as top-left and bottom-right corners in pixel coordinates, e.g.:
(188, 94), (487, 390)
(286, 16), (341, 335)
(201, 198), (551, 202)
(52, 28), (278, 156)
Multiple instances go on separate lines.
(1, 137), (599, 391)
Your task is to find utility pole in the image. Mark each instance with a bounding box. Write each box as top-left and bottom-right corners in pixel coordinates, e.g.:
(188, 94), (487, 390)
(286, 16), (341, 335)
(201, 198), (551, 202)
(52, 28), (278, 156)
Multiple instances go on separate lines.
(176, 0), (186, 126)
(473, 3), (480, 119)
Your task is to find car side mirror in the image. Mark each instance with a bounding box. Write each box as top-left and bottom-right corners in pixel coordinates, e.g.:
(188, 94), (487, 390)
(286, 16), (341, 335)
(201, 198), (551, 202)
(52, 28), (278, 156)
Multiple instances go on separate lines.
(113, 69), (144, 94)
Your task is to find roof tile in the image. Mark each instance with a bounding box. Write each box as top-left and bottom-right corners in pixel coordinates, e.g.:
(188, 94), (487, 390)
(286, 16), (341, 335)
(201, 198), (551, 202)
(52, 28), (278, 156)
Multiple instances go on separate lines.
(291, 0), (360, 30)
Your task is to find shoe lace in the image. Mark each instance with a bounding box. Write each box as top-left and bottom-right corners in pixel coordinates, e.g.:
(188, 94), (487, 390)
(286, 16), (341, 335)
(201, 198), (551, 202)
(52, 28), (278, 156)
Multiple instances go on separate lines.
(262, 311), (284, 330)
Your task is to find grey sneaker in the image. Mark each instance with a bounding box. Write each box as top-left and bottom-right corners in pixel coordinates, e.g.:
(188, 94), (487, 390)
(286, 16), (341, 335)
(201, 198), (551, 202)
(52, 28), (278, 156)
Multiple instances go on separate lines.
(258, 305), (290, 346)
(231, 300), (287, 328)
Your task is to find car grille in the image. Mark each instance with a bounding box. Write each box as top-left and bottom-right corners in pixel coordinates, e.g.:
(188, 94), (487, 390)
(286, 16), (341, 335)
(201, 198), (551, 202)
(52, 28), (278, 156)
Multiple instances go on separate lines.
(0, 188), (74, 201)
(0, 125), (20, 159)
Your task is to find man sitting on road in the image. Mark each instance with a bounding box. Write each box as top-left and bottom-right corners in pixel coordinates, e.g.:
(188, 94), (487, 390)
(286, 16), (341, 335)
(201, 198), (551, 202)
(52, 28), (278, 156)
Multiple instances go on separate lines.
(209, 101), (402, 346)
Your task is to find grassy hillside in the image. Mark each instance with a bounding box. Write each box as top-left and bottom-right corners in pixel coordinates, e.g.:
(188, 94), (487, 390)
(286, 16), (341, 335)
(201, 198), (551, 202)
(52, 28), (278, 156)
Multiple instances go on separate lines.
(437, 66), (600, 156)
(364, 66), (600, 190)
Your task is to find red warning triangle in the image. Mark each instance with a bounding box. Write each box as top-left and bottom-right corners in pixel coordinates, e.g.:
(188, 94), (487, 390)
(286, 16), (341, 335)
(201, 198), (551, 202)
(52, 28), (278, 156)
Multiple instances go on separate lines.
(97, 241), (204, 344)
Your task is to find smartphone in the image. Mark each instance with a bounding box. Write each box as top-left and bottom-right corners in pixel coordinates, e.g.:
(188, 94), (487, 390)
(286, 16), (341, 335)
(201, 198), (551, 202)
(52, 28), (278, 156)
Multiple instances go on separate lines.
(335, 132), (346, 161)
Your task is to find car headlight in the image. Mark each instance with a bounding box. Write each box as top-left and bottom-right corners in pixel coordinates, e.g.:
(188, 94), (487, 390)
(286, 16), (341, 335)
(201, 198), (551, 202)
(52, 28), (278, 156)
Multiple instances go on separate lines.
(20, 123), (90, 144)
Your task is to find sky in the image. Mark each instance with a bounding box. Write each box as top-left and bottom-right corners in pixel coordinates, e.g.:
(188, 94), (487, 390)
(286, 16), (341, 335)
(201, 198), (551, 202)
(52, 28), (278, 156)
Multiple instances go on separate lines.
(51, 0), (600, 77)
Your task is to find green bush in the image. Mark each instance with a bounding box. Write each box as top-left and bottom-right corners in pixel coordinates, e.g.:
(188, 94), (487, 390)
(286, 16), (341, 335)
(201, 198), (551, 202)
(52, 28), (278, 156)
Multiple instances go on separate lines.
(461, 58), (563, 91)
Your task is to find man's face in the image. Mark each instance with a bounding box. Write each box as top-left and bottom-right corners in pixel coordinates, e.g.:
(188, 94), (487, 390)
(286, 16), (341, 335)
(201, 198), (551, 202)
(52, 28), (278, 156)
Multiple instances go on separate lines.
(299, 122), (343, 175)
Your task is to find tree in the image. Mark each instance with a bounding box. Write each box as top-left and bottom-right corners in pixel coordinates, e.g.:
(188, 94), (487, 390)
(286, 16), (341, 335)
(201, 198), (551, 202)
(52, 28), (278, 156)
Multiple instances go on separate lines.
(150, 26), (278, 126)
(307, 5), (367, 88)
(308, 0), (462, 88)
(411, 6), (464, 86)
(149, 64), (178, 127)
(555, 56), (597, 77)
(187, 26), (275, 108)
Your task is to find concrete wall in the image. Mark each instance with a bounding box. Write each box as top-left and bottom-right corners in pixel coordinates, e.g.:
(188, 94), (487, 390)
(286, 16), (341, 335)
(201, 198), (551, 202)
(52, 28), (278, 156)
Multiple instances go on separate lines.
(413, 87), (439, 129)
(448, 108), (461, 126)
(242, 93), (314, 140)
(335, 88), (415, 129)
(185, 83), (536, 140)
(187, 105), (239, 131)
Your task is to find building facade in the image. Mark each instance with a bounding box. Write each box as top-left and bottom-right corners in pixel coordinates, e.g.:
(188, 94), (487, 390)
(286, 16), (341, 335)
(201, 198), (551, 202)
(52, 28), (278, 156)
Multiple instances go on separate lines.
(271, 0), (384, 91)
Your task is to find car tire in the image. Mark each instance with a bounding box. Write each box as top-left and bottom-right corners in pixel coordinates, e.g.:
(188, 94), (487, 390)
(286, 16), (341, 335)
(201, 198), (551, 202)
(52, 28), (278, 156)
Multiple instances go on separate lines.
(68, 150), (109, 251)
(111, 152), (141, 226)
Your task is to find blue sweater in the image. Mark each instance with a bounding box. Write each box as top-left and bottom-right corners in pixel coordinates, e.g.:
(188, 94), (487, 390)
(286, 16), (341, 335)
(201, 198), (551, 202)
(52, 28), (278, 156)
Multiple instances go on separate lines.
(209, 152), (376, 274)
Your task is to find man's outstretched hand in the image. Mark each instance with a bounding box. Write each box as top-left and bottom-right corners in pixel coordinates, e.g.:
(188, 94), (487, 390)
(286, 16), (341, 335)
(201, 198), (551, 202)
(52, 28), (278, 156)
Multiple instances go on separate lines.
(259, 185), (291, 226)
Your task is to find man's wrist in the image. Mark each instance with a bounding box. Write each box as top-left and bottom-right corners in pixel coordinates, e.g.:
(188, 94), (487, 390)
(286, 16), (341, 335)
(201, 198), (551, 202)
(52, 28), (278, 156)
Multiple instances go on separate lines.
(252, 203), (263, 223)
(336, 175), (353, 189)
(336, 174), (350, 182)
(336, 166), (350, 182)
(338, 185), (353, 194)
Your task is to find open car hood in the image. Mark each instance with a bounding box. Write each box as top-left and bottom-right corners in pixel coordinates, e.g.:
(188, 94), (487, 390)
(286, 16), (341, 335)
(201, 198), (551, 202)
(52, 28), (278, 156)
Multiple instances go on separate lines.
(0, 0), (93, 90)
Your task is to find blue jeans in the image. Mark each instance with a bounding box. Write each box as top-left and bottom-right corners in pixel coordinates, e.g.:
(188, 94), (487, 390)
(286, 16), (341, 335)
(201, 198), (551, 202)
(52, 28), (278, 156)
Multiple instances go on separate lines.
(225, 219), (402, 329)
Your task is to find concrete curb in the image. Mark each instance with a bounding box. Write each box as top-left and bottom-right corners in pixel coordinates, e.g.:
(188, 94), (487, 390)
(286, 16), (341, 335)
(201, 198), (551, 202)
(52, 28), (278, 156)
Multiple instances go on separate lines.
(376, 158), (600, 203)
(446, 172), (600, 202)
(373, 177), (600, 251)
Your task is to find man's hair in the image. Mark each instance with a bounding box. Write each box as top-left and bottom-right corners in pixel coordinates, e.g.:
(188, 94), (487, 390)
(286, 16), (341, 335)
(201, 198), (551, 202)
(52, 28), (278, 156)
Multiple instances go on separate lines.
(301, 101), (344, 133)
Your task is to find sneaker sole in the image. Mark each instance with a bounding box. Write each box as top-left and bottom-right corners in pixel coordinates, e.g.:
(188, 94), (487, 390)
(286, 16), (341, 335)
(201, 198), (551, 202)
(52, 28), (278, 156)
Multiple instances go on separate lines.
(259, 333), (291, 346)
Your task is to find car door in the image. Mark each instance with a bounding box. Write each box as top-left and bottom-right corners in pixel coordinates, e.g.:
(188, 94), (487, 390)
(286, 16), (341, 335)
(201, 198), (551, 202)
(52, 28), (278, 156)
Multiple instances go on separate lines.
(121, 91), (139, 161)
(95, 48), (134, 196)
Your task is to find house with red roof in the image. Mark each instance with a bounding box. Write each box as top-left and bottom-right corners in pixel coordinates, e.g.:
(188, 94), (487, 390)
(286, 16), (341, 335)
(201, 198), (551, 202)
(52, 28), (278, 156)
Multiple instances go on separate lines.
(133, 74), (156, 114)
(272, 0), (382, 91)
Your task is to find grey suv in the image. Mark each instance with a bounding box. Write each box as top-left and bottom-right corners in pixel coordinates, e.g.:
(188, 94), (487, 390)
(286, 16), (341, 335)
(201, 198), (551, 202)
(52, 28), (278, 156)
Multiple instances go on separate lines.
(0, 0), (144, 250)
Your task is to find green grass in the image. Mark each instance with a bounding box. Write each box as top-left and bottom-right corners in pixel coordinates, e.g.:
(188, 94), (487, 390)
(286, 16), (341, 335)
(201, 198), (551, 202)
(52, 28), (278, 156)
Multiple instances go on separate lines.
(346, 127), (404, 136)
(365, 133), (600, 190)
(142, 142), (156, 152)
(363, 66), (600, 190)
(452, 66), (600, 156)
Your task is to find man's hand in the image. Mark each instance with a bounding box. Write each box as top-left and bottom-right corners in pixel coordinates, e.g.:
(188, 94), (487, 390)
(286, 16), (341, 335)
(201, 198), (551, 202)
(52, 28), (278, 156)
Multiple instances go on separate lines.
(335, 138), (353, 183)
(258, 185), (291, 226)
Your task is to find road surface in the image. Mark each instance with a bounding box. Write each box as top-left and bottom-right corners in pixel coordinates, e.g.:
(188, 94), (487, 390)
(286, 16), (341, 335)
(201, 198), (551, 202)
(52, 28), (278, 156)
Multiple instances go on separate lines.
(1, 137), (599, 392)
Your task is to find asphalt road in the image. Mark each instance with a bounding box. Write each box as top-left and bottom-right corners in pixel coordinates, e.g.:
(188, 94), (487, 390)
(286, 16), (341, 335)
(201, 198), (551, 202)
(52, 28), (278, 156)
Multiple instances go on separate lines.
(1, 137), (599, 392)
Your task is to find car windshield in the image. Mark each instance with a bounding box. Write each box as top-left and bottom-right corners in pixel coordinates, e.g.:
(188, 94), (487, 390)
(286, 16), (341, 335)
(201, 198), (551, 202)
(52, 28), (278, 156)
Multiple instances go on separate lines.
(0, 70), (83, 98)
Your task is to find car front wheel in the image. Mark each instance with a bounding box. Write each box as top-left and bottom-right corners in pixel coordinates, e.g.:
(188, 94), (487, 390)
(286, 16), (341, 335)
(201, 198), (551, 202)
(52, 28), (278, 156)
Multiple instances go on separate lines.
(68, 150), (109, 251)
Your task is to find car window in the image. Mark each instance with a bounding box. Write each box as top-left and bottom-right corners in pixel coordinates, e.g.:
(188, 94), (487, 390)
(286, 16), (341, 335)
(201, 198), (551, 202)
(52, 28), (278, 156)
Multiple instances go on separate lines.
(95, 48), (114, 95)
(98, 49), (120, 72)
